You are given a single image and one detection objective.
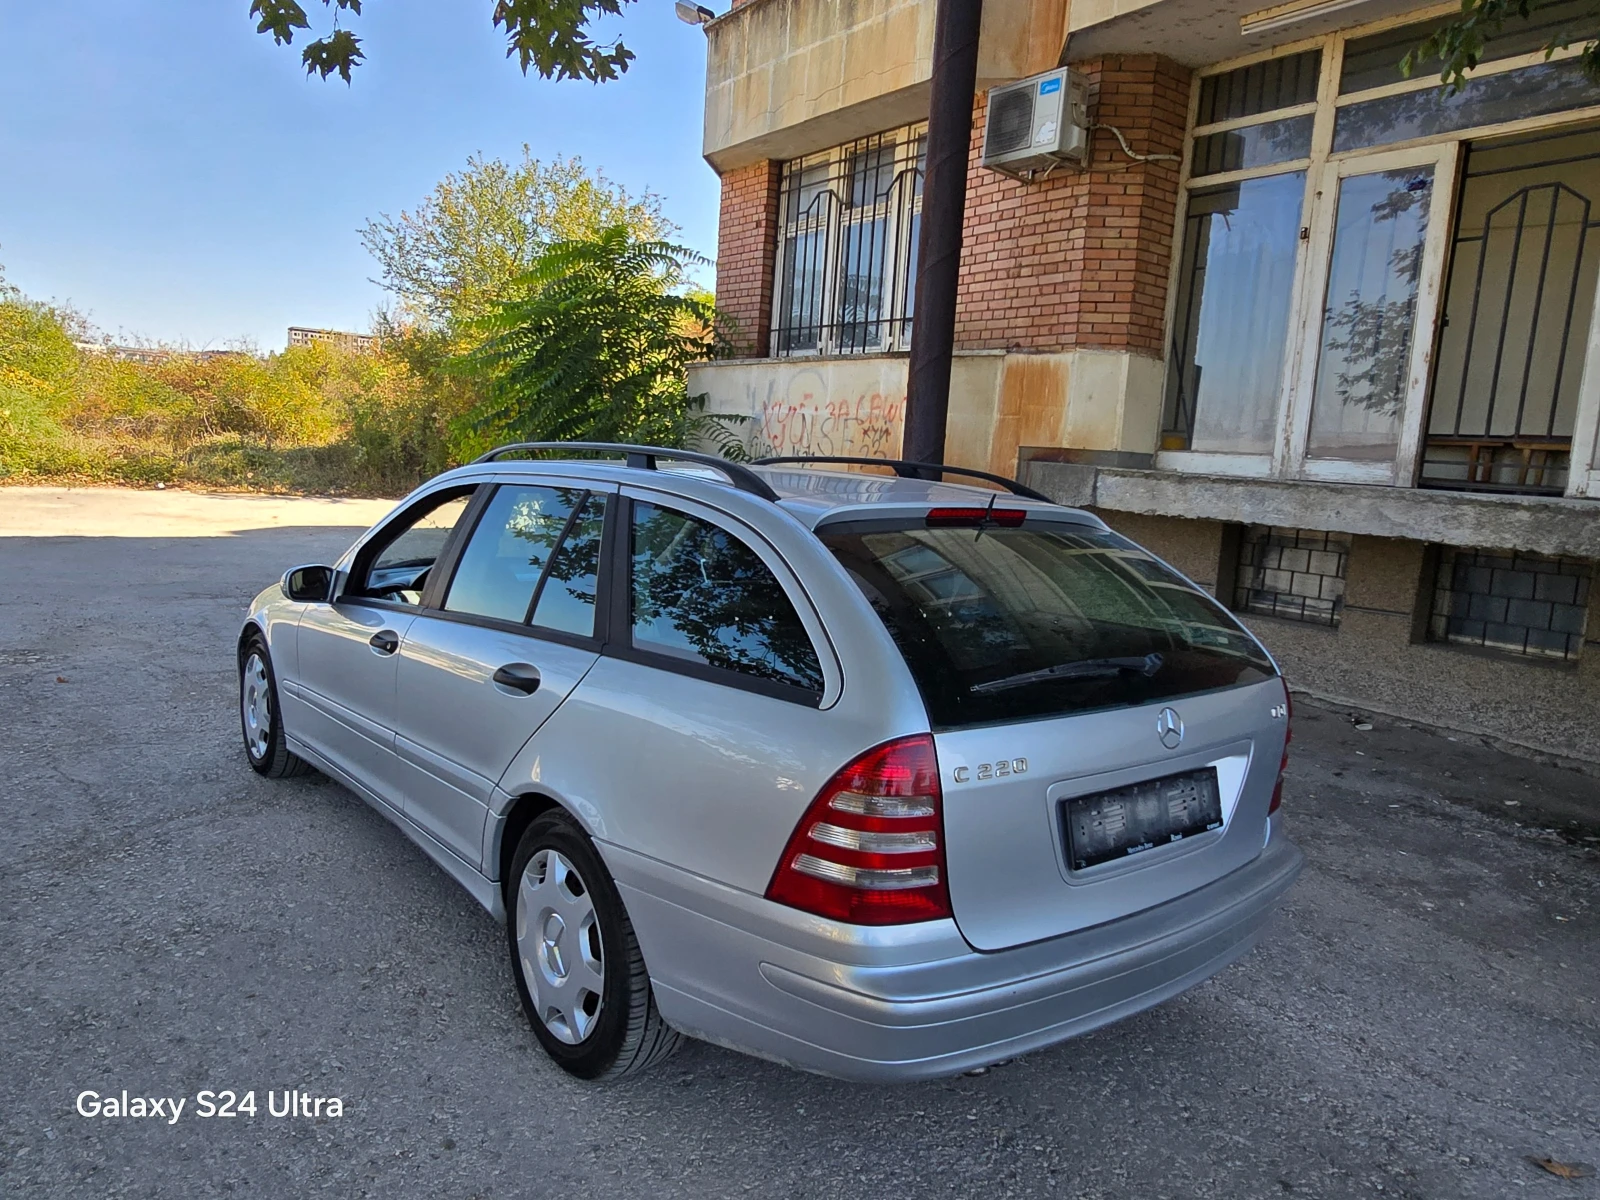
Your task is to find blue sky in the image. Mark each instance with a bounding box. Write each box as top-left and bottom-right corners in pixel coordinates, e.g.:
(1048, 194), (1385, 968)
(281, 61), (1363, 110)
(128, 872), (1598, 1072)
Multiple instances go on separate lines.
(0, 0), (717, 351)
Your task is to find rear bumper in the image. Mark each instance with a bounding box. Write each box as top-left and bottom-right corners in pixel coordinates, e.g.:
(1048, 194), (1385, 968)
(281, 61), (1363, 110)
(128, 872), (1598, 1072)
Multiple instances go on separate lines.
(606, 828), (1304, 1082)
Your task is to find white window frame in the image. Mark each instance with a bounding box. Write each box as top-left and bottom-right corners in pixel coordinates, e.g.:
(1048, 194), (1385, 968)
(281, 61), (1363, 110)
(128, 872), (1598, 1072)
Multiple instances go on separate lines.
(1280, 141), (1459, 485)
(1161, 4), (1600, 498)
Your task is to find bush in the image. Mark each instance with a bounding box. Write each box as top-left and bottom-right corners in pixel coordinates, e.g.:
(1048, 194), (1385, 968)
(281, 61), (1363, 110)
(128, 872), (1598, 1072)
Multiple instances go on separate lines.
(0, 227), (739, 494)
(0, 297), (472, 495)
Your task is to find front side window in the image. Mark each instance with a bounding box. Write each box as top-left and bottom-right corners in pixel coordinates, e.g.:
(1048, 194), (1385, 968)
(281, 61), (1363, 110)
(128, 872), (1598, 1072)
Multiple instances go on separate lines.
(820, 521), (1275, 729)
(360, 491), (474, 604)
(629, 502), (824, 694)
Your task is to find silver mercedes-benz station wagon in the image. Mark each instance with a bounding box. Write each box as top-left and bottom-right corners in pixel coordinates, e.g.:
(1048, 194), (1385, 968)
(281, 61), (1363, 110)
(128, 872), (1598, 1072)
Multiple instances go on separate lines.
(238, 443), (1302, 1081)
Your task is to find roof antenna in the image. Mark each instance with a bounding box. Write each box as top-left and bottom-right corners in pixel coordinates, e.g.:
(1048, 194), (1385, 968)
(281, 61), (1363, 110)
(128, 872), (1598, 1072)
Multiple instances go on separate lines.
(974, 489), (998, 542)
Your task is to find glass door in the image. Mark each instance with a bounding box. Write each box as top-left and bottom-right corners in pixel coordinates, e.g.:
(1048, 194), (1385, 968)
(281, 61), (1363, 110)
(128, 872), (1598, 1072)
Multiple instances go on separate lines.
(1282, 144), (1458, 484)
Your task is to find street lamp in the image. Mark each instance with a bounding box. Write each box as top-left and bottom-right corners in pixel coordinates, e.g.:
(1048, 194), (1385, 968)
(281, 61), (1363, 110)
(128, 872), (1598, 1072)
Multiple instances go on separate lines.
(675, 2), (716, 25)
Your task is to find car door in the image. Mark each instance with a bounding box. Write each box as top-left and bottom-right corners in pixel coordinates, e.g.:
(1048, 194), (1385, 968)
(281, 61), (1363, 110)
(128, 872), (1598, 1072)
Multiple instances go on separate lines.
(389, 478), (613, 868)
(288, 485), (478, 800)
(495, 487), (852, 894)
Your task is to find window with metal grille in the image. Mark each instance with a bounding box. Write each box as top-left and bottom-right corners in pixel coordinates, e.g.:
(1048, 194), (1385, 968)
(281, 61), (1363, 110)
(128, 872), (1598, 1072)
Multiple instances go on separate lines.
(1421, 122), (1600, 495)
(771, 126), (926, 357)
(1234, 526), (1350, 626)
(1429, 548), (1592, 660)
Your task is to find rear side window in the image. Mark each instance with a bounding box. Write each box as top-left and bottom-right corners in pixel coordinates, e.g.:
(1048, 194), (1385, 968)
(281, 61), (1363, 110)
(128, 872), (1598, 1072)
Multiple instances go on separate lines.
(820, 521), (1274, 729)
(530, 492), (607, 636)
(630, 501), (824, 694)
(444, 485), (607, 636)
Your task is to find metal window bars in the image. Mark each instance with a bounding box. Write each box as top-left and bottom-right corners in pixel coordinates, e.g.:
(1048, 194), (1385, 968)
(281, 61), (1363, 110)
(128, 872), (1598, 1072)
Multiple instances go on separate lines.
(1429, 547), (1592, 660)
(771, 126), (926, 358)
(1233, 526), (1350, 627)
(1421, 127), (1600, 494)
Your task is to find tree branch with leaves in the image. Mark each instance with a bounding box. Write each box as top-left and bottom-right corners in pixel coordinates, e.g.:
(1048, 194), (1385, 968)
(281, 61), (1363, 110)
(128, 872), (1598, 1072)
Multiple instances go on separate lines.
(361, 151), (668, 333)
(462, 227), (746, 455)
(249, 0), (640, 83)
(1407, 0), (1600, 93)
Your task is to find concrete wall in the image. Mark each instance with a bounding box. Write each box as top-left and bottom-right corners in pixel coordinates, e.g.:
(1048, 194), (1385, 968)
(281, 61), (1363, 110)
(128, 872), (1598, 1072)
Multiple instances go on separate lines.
(1090, 511), (1600, 764)
(686, 352), (1000, 468)
(690, 347), (1167, 475)
(703, 0), (1070, 169)
(1055, 466), (1600, 559)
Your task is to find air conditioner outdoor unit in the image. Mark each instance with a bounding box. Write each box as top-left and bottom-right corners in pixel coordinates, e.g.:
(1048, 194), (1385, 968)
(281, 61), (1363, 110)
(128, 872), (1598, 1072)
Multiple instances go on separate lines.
(981, 67), (1089, 179)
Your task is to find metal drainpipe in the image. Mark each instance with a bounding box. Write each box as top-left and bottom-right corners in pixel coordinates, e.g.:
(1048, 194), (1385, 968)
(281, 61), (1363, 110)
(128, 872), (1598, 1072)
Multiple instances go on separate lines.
(902, 0), (984, 470)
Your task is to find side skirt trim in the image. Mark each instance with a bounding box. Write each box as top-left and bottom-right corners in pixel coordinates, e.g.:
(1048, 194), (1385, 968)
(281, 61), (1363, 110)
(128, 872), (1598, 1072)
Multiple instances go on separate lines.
(286, 736), (505, 922)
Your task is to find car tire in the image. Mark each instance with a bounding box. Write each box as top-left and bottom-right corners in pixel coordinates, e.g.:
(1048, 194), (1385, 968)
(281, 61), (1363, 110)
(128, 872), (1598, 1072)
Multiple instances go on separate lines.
(239, 635), (310, 779)
(508, 811), (680, 1080)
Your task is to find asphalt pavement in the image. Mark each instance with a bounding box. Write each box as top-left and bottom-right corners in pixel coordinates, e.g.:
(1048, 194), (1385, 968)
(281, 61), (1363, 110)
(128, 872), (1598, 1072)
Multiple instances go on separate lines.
(1, 485), (1596, 1199)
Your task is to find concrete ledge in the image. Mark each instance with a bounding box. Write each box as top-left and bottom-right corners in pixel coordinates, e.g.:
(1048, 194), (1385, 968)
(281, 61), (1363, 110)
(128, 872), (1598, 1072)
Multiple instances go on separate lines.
(1023, 464), (1600, 558)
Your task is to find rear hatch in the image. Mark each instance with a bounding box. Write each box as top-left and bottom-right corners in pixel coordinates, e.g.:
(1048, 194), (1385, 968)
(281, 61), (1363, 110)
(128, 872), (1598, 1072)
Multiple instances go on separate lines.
(818, 508), (1287, 952)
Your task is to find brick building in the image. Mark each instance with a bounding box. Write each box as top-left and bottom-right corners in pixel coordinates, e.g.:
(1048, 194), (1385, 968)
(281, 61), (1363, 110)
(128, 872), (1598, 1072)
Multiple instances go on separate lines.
(686, 0), (1600, 763)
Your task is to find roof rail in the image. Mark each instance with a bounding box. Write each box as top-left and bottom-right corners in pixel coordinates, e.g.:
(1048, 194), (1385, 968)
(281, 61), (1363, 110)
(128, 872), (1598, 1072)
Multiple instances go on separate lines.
(471, 441), (780, 502)
(751, 455), (1053, 503)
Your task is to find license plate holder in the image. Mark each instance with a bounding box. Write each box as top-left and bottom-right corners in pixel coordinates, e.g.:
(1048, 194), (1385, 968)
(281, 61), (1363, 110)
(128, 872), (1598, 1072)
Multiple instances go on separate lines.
(1061, 768), (1223, 871)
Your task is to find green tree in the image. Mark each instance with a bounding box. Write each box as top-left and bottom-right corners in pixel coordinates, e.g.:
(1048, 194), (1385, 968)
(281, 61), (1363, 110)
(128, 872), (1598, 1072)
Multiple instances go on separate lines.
(249, 0), (640, 84)
(464, 225), (741, 452)
(361, 151), (668, 332)
(1408, 1), (1600, 92)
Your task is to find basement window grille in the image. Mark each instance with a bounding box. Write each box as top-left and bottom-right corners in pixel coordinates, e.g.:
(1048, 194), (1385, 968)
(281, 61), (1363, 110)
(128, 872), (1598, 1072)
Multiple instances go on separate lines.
(1234, 526), (1350, 626)
(771, 125), (926, 357)
(1429, 548), (1592, 660)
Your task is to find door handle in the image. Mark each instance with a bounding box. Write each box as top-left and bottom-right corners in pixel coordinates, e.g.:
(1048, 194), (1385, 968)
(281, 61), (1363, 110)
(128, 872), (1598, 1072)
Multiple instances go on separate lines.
(492, 663), (541, 695)
(368, 630), (400, 655)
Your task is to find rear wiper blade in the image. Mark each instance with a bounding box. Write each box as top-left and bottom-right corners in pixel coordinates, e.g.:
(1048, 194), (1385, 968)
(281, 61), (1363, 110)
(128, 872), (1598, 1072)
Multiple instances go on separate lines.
(970, 653), (1164, 694)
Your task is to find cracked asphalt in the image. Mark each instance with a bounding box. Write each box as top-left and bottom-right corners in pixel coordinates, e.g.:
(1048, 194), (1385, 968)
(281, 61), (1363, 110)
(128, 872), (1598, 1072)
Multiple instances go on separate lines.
(1, 486), (1597, 1199)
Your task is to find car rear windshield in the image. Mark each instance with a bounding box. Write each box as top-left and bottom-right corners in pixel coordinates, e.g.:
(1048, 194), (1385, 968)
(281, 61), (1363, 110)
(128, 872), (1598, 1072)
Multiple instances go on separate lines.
(819, 519), (1276, 729)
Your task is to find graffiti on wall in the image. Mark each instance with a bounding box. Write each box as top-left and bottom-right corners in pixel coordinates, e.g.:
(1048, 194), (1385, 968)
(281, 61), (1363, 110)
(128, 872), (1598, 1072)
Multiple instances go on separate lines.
(755, 391), (905, 459)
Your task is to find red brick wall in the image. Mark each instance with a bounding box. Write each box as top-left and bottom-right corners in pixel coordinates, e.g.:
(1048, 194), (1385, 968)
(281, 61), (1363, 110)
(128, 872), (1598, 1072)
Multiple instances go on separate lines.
(954, 55), (1192, 356)
(714, 160), (782, 356)
(708, 55), (1191, 361)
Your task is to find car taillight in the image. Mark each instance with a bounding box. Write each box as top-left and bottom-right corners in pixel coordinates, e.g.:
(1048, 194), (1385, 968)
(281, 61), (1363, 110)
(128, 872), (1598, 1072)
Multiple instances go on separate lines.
(925, 507), (1027, 528)
(765, 735), (951, 926)
(1269, 683), (1293, 815)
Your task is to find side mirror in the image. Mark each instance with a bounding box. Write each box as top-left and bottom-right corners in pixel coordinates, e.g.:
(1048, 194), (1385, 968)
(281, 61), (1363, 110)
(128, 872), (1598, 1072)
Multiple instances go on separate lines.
(281, 564), (336, 604)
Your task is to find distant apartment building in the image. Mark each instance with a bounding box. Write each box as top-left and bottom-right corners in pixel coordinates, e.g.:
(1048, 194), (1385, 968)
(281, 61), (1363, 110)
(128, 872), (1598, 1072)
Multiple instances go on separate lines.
(286, 326), (377, 354)
(74, 343), (243, 364)
(688, 0), (1600, 762)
